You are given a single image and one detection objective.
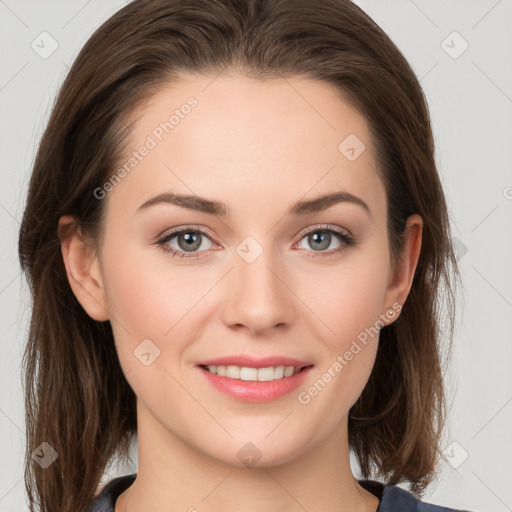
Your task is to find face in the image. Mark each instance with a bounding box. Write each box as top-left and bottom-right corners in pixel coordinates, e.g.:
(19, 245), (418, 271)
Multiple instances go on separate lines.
(70, 73), (417, 468)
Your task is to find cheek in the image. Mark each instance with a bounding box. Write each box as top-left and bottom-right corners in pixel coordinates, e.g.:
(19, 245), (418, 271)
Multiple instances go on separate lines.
(296, 249), (388, 405)
(300, 247), (389, 345)
(100, 239), (207, 367)
(100, 245), (212, 399)
(102, 239), (202, 330)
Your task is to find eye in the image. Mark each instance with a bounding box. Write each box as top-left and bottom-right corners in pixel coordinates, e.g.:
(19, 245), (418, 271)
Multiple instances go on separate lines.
(156, 225), (215, 260)
(294, 224), (358, 258)
(155, 224), (359, 260)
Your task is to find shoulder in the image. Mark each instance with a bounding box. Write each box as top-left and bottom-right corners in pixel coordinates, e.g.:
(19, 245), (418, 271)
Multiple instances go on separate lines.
(359, 479), (473, 512)
(87, 473), (136, 512)
(381, 484), (472, 511)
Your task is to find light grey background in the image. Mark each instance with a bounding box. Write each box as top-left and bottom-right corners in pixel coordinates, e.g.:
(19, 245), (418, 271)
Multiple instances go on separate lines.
(1, 1), (511, 511)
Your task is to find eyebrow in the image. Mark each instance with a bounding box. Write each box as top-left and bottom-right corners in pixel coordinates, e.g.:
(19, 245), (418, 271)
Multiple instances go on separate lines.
(136, 190), (371, 218)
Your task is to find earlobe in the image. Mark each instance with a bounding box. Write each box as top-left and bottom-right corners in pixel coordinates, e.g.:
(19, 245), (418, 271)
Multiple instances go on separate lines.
(58, 215), (110, 322)
(381, 214), (423, 326)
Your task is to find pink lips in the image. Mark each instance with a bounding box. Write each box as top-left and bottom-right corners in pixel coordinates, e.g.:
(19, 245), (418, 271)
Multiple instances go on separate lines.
(195, 354), (314, 403)
(195, 354), (313, 369)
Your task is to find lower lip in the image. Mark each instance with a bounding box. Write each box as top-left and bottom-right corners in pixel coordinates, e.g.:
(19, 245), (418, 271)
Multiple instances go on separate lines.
(197, 365), (314, 403)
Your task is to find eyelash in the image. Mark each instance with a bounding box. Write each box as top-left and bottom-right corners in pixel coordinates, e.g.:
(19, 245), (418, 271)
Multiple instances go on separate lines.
(155, 224), (359, 260)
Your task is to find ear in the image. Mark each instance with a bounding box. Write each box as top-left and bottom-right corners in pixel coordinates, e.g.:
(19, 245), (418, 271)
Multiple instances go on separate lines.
(381, 214), (423, 326)
(58, 215), (110, 322)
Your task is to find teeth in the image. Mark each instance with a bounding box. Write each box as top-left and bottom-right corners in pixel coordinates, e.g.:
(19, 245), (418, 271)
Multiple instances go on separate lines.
(205, 365), (301, 381)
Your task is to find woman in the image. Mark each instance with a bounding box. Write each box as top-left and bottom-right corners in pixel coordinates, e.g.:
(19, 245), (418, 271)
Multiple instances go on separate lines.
(18, 0), (469, 511)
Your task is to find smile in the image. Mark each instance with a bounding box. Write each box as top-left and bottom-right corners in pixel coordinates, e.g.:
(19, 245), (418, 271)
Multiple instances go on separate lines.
(197, 364), (314, 402)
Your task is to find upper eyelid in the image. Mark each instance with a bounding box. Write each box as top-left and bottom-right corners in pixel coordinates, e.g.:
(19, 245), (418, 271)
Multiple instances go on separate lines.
(158, 225), (217, 244)
(295, 224), (352, 239)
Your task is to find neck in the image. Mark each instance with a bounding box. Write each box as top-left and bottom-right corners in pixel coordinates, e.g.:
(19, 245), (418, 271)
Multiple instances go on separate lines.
(115, 401), (379, 512)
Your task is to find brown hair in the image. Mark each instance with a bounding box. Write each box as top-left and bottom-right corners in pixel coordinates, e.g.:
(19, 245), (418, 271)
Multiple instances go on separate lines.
(18, 0), (462, 510)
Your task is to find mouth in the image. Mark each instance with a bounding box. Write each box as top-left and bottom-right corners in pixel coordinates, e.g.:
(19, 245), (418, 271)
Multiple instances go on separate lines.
(198, 363), (314, 382)
(196, 363), (315, 402)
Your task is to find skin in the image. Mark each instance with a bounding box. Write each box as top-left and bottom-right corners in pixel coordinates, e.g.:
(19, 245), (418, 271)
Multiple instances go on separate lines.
(59, 72), (422, 512)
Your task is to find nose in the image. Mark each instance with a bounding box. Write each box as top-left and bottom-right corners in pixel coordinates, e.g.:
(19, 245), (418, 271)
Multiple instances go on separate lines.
(220, 250), (295, 336)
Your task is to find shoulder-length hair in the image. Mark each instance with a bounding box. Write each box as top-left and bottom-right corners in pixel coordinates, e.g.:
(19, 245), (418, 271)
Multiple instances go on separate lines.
(18, 0), (462, 510)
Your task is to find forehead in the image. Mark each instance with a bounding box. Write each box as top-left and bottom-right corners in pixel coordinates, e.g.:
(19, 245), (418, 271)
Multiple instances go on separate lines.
(106, 73), (385, 222)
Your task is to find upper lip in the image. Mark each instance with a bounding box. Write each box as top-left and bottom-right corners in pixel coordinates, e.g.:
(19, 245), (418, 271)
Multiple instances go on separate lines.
(196, 355), (313, 369)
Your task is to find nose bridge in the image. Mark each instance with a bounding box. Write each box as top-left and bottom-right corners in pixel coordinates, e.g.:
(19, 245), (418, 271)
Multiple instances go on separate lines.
(221, 236), (295, 334)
